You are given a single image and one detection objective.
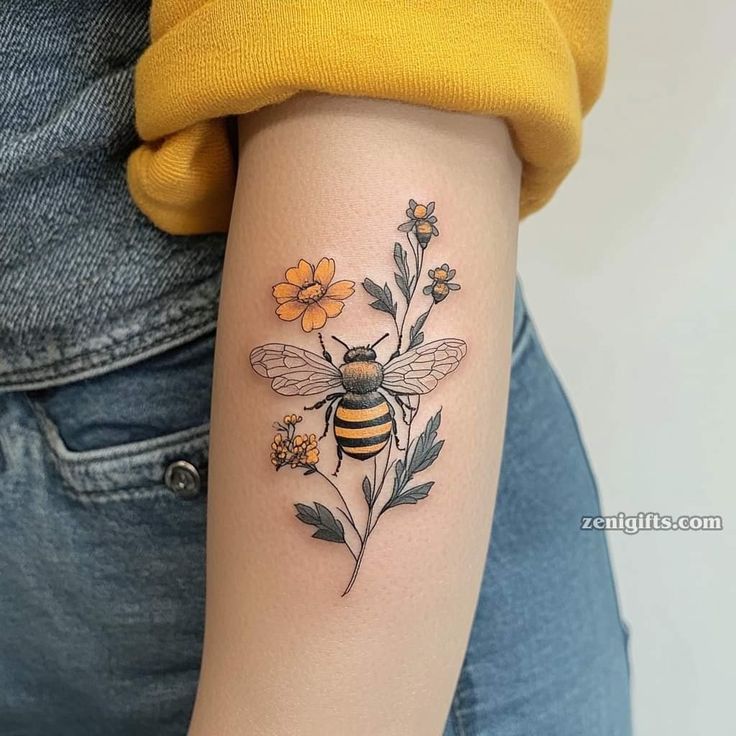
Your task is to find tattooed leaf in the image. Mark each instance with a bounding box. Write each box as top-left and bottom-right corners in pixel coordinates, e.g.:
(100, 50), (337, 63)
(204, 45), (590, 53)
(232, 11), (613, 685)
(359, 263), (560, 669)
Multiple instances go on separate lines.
(411, 439), (444, 473)
(408, 313), (428, 348)
(386, 433), (439, 510)
(393, 242), (410, 281)
(410, 309), (431, 339)
(363, 278), (397, 317)
(394, 272), (411, 302)
(392, 458), (405, 496)
(295, 503), (320, 525)
(393, 243), (411, 301)
(429, 409), (442, 434)
(363, 277), (385, 301)
(312, 528), (345, 543)
(315, 502), (342, 531)
(408, 331), (424, 349)
(405, 410), (443, 478)
(369, 300), (394, 316)
(383, 283), (397, 315)
(362, 476), (372, 506)
(387, 482), (434, 508)
(294, 502), (345, 544)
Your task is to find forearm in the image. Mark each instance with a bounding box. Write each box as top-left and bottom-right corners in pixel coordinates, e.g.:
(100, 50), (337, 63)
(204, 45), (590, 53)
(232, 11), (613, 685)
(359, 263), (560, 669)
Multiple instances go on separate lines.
(190, 94), (520, 735)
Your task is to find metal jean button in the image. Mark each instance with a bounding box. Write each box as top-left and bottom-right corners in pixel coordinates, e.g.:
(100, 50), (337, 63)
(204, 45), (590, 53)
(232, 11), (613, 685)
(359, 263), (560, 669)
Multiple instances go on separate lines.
(164, 460), (201, 499)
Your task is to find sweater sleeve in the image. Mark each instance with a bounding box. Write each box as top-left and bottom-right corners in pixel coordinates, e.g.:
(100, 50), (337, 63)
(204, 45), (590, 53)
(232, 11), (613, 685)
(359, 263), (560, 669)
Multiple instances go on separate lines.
(126, 0), (611, 235)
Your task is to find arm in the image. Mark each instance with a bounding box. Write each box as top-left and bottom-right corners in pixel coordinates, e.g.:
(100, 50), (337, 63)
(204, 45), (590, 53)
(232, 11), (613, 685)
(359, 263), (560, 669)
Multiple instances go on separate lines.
(189, 94), (520, 735)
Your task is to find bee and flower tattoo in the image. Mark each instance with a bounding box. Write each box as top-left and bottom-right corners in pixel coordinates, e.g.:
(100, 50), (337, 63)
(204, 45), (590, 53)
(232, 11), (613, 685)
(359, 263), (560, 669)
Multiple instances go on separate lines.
(249, 200), (467, 595)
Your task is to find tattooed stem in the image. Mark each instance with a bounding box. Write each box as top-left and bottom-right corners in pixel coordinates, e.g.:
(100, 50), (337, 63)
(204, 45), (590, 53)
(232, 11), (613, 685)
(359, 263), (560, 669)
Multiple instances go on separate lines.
(314, 469), (363, 543)
(393, 316), (404, 355)
(395, 231), (430, 356)
(342, 442), (397, 594)
(337, 517), (359, 561)
(415, 239), (426, 297)
(395, 233), (418, 354)
(342, 506), (373, 596)
(372, 440), (393, 506)
(408, 231), (420, 290)
(406, 399), (415, 457)
(371, 456), (378, 505)
(368, 441), (396, 534)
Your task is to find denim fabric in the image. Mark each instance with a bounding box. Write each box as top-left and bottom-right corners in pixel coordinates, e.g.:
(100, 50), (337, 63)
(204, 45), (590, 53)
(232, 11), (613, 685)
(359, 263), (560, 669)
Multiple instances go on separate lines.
(0, 0), (226, 390)
(0, 286), (631, 735)
(442, 290), (632, 736)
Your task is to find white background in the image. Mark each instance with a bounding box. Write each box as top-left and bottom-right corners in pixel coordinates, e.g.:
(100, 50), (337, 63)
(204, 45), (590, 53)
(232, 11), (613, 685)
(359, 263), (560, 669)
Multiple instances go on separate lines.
(518, 2), (735, 734)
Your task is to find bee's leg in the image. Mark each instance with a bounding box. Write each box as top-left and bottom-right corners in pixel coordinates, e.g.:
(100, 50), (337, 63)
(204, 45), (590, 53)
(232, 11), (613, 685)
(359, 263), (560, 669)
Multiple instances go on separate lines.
(394, 394), (412, 425)
(321, 399), (337, 439)
(318, 333), (333, 364)
(333, 444), (343, 476)
(304, 398), (327, 411)
(385, 397), (403, 452)
(304, 392), (342, 412)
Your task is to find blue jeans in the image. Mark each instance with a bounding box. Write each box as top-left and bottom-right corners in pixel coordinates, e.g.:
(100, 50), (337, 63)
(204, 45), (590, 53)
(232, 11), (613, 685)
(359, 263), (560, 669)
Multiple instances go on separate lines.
(0, 286), (631, 735)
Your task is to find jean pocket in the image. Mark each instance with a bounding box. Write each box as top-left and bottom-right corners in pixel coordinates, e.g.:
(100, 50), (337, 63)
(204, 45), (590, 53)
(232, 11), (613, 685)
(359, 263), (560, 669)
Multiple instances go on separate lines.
(28, 334), (214, 503)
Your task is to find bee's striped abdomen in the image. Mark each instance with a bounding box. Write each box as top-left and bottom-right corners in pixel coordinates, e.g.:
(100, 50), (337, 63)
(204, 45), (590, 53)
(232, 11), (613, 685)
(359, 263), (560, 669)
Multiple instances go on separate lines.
(334, 392), (392, 460)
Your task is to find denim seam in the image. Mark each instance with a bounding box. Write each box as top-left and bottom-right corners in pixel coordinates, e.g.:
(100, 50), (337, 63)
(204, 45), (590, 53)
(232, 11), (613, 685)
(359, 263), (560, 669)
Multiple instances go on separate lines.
(28, 397), (210, 501)
(42, 449), (208, 505)
(511, 309), (532, 367)
(2, 301), (213, 374)
(0, 311), (217, 384)
(60, 484), (204, 505)
(29, 397), (210, 462)
(450, 690), (469, 736)
(59, 464), (210, 496)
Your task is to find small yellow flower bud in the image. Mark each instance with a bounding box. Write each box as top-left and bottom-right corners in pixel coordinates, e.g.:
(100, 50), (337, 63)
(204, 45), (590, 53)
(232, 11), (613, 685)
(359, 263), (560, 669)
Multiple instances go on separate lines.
(432, 282), (450, 303)
(415, 220), (433, 247)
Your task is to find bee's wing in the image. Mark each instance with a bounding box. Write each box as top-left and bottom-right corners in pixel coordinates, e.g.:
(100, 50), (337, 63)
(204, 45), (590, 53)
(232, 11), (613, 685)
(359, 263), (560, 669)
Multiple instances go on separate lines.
(250, 343), (343, 396)
(382, 338), (467, 395)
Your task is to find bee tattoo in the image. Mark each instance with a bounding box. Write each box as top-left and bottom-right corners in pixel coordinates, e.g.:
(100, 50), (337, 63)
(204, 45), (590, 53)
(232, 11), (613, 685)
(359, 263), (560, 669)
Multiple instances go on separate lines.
(250, 333), (466, 474)
(249, 199), (466, 595)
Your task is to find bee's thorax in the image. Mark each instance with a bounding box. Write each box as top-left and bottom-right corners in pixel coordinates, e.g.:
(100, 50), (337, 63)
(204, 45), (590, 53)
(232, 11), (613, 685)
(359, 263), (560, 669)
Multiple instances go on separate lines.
(340, 360), (383, 393)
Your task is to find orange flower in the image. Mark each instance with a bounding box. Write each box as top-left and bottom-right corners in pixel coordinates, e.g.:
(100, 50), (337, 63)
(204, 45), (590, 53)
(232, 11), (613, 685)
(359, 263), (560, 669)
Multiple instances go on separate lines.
(272, 258), (355, 332)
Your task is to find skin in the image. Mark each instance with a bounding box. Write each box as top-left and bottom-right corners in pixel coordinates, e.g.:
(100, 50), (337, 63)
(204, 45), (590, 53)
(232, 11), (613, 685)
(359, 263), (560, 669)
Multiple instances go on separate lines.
(189, 94), (520, 736)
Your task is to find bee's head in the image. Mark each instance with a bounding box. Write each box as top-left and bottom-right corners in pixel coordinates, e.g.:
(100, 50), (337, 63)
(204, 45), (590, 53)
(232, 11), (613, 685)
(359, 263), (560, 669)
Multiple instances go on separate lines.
(332, 333), (389, 363)
(343, 346), (375, 363)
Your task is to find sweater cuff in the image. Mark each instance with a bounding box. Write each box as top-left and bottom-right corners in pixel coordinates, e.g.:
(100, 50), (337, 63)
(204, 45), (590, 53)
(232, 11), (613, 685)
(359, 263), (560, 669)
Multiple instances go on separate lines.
(127, 0), (610, 235)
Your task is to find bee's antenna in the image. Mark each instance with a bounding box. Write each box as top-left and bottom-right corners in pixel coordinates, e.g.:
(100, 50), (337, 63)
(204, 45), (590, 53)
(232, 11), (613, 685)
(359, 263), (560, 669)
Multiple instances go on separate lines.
(331, 335), (350, 350)
(370, 333), (391, 349)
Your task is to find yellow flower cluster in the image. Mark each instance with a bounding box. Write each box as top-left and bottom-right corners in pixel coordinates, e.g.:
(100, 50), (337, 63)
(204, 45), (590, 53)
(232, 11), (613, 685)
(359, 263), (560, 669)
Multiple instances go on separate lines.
(270, 415), (320, 469)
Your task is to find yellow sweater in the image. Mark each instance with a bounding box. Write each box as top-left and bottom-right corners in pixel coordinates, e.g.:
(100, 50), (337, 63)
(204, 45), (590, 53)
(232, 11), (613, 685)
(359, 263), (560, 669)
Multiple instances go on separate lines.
(127, 1), (611, 235)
